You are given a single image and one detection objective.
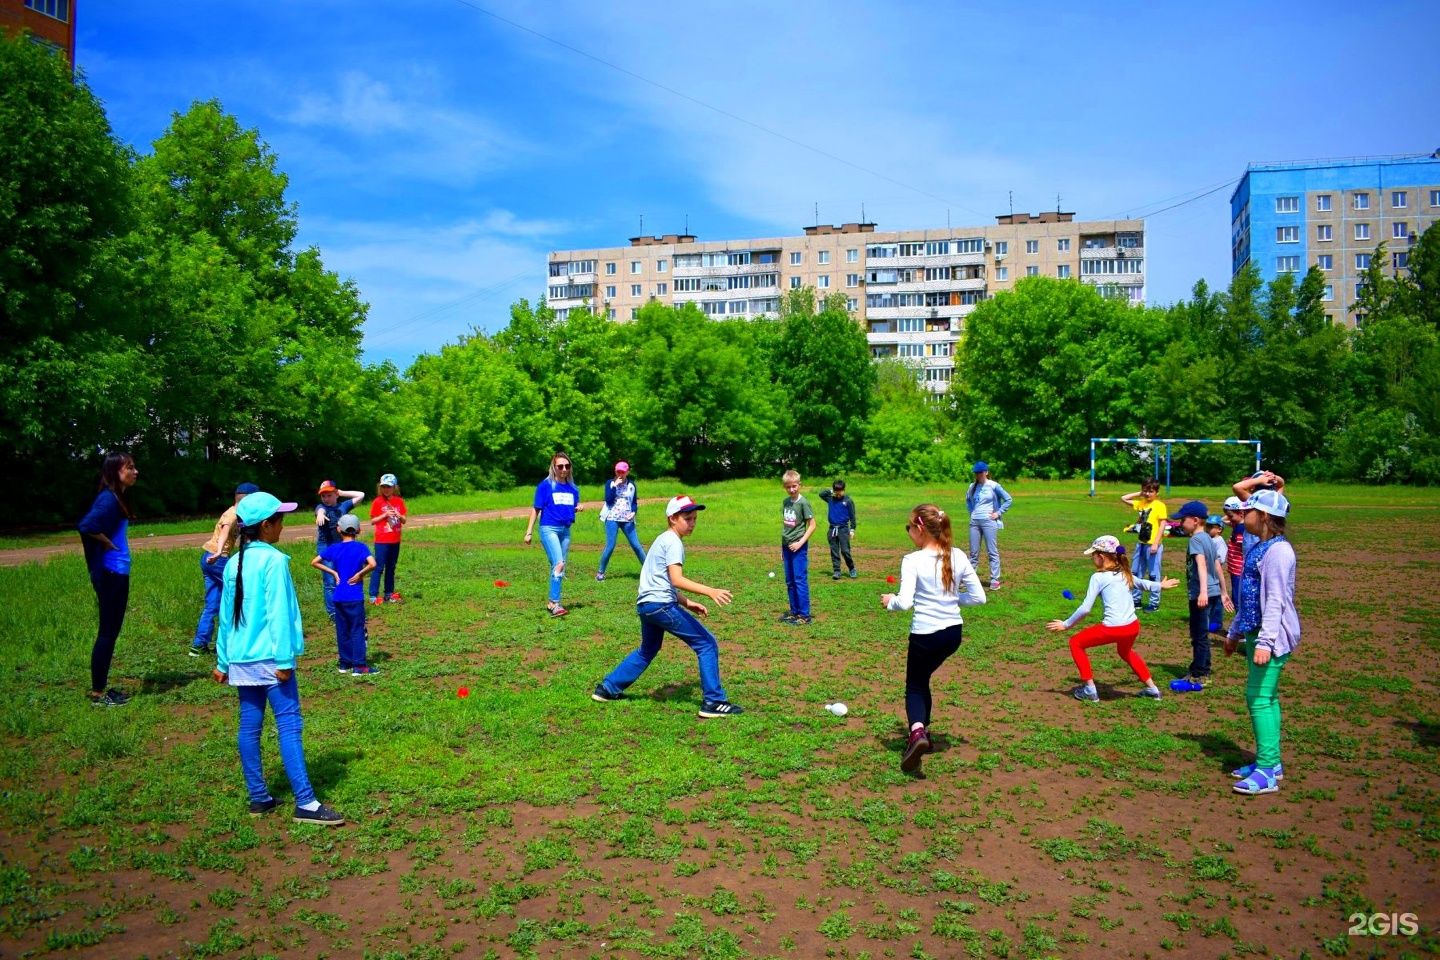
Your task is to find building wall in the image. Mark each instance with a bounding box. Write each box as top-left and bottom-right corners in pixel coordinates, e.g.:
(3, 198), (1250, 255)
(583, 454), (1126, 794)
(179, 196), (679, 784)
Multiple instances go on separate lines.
(0, 0), (75, 65)
(1231, 156), (1440, 324)
(549, 215), (1145, 393)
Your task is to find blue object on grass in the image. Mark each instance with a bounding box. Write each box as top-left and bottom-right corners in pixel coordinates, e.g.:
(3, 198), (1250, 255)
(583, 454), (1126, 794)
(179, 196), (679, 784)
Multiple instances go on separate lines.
(1062, 589), (1074, 600)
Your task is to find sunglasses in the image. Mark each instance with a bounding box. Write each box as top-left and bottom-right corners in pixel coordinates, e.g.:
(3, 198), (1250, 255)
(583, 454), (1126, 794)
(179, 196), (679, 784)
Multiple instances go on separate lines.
(555, 463), (571, 470)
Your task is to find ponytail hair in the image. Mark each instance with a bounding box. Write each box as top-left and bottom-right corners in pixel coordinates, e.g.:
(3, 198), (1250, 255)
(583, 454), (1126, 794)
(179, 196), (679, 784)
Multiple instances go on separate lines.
(229, 516), (271, 628)
(1095, 548), (1135, 590)
(98, 452), (135, 520)
(910, 503), (956, 594)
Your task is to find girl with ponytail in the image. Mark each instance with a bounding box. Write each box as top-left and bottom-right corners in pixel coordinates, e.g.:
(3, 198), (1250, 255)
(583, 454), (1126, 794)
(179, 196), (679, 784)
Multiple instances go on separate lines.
(77, 452), (139, 706)
(880, 504), (987, 774)
(214, 492), (344, 826)
(1047, 535), (1178, 703)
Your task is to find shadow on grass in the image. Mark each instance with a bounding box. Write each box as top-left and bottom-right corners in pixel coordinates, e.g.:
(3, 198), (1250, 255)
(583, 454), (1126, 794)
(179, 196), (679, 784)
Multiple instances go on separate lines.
(1395, 719), (1440, 749)
(139, 668), (208, 696)
(307, 746), (364, 794)
(1177, 731), (1245, 772)
(647, 682), (700, 704)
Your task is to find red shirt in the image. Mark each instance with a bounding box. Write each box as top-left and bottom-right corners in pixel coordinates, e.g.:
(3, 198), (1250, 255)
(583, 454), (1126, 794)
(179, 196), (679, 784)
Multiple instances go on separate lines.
(1227, 525), (1245, 576)
(371, 495), (407, 543)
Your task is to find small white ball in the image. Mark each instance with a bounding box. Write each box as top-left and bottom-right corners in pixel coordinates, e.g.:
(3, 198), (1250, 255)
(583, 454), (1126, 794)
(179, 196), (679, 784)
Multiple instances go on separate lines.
(768, 571), (775, 578)
(828, 702), (848, 716)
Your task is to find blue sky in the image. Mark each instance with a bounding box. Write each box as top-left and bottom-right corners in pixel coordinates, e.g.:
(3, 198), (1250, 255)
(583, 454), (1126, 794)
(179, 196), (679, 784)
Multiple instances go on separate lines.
(79, 1), (1437, 368)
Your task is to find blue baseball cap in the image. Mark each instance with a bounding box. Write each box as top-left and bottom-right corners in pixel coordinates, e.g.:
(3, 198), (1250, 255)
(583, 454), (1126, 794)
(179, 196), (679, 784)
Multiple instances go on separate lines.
(972, 461), (989, 473)
(1172, 500), (1209, 521)
(235, 482), (260, 495)
(1243, 489), (1290, 517)
(235, 492), (298, 527)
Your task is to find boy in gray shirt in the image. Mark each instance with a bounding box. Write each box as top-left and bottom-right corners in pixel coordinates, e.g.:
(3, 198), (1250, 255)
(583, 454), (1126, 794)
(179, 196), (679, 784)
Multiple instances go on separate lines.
(1170, 500), (1228, 692)
(592, 496), (745, 719)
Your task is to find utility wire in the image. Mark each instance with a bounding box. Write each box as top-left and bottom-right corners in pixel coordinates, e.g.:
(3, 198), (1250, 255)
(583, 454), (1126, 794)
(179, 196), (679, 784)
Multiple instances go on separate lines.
(1105, 178), (1239, 222)
(364, 270), (535, 350)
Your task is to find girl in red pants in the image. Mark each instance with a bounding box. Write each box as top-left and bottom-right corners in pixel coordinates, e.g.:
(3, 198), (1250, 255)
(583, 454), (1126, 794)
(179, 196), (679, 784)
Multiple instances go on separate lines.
(1047, 535), (1178, 702)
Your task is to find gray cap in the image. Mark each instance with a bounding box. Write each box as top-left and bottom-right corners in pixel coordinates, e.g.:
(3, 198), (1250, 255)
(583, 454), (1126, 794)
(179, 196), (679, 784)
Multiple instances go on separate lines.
(337, 515), (361, 535)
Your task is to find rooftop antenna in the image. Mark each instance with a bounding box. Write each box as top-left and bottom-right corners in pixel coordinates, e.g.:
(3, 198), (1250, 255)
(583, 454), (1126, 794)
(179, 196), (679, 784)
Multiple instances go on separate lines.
(639, 213), (644, 235)
(861, 202), (866, 223)
(684, 213), (689, 235)
(1009, 191), (1013, 217)
(1056, 194), (1063, 215)
(947, 209), (951, 230)
(814, 202), (819, 226)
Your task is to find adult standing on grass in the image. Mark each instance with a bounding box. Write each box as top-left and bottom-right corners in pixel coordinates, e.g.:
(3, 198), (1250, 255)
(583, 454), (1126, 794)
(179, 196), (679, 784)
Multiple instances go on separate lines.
(315, 480), (365, 622)
(190, 482), (259, 657)
(523, 452), (582, 618)
(596, 461), (645, 582)
(881, 503), (987, 774)
(368, 473), (407, 604)
(77, 452), (139, 707)
(965, 462), (1012, 591)
(215, 492), (344, 826)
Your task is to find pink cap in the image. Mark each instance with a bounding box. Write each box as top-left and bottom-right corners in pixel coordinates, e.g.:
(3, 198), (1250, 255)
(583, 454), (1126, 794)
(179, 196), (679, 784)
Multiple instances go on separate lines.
(614, 461), (630, 473)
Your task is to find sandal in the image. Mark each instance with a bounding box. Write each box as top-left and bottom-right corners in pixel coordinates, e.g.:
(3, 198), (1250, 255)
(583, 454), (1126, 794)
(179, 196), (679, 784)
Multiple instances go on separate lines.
(1232, 767), (1280, 795)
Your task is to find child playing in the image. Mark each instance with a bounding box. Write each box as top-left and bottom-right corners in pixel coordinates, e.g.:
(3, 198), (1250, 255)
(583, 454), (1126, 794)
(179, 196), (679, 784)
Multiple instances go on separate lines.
(966, 462), (1012, 591)
(592, 495), (745, 719)
(1206, 515), (1230, 634)
(1046, 535), (1179, 702)
(1169, 500), (1233, 692)
(779, 470), (816, 624)
(881, 504), (987, 774)
(597, 461), (645, 581)
(1119, 477), (1168, 612)
(214, 492), (344, 825)
(1223, 481), (1299, 796)
(311, 515), (378, 675)
(369, 473), (407, 604)
(819, 479), (858, 580)
(315, 480), (365, 622)
(1222, 496), (1248, 602)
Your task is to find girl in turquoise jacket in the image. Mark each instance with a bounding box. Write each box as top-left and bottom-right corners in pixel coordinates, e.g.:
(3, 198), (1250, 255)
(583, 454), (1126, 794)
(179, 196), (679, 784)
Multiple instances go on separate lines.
(214, 492), (344, 826)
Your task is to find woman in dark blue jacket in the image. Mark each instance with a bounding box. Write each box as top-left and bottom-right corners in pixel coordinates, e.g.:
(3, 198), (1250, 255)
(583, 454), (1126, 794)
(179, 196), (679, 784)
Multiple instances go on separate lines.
(77, 452), (139, 706)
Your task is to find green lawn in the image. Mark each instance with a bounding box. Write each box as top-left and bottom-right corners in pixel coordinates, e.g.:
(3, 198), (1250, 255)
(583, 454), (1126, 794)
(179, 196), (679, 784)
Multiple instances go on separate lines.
(1, 478), (1436, 958)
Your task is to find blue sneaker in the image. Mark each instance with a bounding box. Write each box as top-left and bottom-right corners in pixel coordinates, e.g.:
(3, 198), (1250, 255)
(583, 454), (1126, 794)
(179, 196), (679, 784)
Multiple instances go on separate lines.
(1071, 685), (1099, 703)
(1231, 762), (1284, 781)
(1233, 767), (1281, 795)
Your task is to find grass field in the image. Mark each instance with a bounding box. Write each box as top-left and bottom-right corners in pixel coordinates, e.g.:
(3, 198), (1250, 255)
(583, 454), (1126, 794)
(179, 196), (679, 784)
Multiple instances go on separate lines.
(1, 478), (1437, 959)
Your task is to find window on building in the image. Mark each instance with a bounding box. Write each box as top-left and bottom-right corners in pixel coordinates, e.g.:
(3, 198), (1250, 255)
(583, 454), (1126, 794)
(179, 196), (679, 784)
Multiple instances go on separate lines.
(899, 242), (925, 257)
(818, 275), (830, 288)
(1025, 240), (1039, 254)
(631, 284), (642, 296)
(994, 241), (1008, 255)
(1431, 190), (1440, 207)
(1275, 196), (1299, 213)
(1353, 193), (1369, 210)
(1317, 254), (1333, 271)
(898, 343), (924, 357)
(608, 308), (616, 320)
(845, 273), (859, 287)
(1057, 238), (1071, 252)
(1316, 194), (1332, 212)
(1355, 223), (1370, 241)
(23, 0), (69, 21)
(656, 259), (667, 272)
(1277, 256), (1300, 273)
(790, 276), (802, 289)
(1316, 224), (1332, 242)
(817, 250), (830, 265)
(1394, 222), (1409, 239)
(1025, 265), (1039, 276)
(846, 248), (858, 263)
(1355, 254), (1370, 270)
(1277, 226), (1299, 243)
(1394, 252), (1410, 270)
(867, 244), (898, 259)
(606, 262), (617, 275)
(1355, 283), (1365, 300)
(630, 261), (642, 274)
(790, 251), (802, 265)
(925, 240), (950, 256)
(656, 282), (668, 295)
(996, 266), (1008, 281)
(1322, 285), (1334, 301)
(631, 308), (640, 319)
(847, 298), (858, 311)
(898, 318), (924, 333)
(927, 342), (952, 357)
(1057, 264), (1071, 278)
(605, 285), (616, 298)
(1392, 191), (1408, 208)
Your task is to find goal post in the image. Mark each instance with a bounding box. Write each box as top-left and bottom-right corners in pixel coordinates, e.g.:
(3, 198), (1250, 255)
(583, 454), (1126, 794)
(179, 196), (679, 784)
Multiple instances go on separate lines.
(1089, 437), (1262, 497)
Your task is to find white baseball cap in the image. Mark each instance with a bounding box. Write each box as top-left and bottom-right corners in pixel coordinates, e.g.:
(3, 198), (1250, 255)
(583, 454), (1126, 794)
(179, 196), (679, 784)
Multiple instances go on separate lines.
(1084, 534), (1123, 555)
(1223, 496), (1245, 511)
(337, 515), (361, 534)
(1243, 489), (1290, 517)
(665, 495), (706, 517)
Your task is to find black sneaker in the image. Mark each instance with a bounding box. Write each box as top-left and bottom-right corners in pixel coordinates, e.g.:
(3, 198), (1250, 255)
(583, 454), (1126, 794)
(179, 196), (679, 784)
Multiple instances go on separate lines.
(832, 573), (842, 580)
(698, 700), (745, 719)
(292, 803), (345, 826)
(592, 683), (622, 702)
(89, 689), (130, 707)
(188, 644), (210, 658)
(777, 613), (798, 624)
(790, 615), (813, 626)
(248, 798), (278, 816)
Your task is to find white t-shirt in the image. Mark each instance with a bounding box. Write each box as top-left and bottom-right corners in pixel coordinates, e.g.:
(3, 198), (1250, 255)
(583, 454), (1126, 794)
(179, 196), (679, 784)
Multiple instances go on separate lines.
(1061, 570), (1160, 629)
(885, 547), (986, 635)
(637, 529), (684, 606)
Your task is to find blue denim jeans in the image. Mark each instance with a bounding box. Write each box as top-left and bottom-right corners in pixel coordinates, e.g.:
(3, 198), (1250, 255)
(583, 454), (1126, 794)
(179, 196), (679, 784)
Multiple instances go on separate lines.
(333, 600), (368, 669)
(968, 518), (1000, 582)
(369, 542), (401, 599)
(316, 547), (337, 620)
(538, 524), (572, 604)
(600, 601), (727, 703)
(1131, 542), (1164, 609)
(782, 541), (810, 617)
(193, 551), (228, 648)
(599, 520), (645, 574)
(236, 673), (316, 807)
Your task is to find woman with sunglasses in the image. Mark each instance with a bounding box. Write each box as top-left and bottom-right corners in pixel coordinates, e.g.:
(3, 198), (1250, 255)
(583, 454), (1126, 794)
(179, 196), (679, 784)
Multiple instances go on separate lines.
(523, 452), (583, 617)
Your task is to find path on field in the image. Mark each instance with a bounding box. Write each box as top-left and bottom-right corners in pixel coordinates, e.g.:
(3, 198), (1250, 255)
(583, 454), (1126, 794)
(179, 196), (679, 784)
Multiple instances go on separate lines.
(0, 499), (665, 568)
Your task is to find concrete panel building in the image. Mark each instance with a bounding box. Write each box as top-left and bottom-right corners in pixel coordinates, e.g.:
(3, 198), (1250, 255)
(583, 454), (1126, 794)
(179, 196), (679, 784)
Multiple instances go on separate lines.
(548, 213), (1145, 393)
(1230, 153), (1440, 324)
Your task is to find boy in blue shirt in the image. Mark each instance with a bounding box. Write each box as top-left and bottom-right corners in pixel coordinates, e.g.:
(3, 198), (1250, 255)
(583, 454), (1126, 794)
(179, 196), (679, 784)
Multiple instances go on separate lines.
(311, 515), (378, 675)
(818, 479), (858, 580)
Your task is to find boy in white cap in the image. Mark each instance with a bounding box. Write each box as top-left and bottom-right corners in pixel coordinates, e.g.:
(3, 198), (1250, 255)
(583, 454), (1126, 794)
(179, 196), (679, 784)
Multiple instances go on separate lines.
(592, 495), (745, 718)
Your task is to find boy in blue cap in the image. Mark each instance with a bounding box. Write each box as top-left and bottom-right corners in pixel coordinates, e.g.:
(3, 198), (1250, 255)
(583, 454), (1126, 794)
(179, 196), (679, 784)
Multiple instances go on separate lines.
(1170, 500), (1231, 692)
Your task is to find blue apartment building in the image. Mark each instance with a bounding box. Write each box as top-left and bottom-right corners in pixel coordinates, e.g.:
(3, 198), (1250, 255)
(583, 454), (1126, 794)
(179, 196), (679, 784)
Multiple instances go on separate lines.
(1230, 153), (1440, 323)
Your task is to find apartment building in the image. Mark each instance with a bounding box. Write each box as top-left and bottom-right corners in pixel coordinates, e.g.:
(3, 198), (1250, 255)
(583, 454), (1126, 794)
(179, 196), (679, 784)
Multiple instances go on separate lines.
(1231, 153), (1440, 324)
(0, 0), (76, 65)
(548, 213), (1146, 393)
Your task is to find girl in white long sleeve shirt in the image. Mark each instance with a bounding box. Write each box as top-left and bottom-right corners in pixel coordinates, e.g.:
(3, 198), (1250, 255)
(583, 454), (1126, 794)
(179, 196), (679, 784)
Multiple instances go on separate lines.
(881, 504), (986, 773)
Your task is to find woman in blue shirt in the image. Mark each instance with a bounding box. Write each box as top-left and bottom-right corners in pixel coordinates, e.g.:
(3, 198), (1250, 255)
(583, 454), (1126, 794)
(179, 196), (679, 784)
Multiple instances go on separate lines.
(523, 452), (583, 618)
(77, 452), (138, 707)
(965, 461), (1013, 591)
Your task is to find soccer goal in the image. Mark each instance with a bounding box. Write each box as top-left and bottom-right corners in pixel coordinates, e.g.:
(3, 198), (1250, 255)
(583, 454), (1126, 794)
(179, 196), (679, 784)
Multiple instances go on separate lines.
(1088, 437), (1261, 497)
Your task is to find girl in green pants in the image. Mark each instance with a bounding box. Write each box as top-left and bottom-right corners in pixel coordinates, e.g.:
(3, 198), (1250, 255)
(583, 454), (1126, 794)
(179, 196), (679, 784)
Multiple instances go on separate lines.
(1223, 475), (1299, 796)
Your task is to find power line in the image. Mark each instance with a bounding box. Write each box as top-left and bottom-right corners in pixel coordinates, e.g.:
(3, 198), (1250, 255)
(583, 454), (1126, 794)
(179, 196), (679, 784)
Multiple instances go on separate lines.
(449, 0), (990, 221)
(1105, 177), (1239, 222)
(363, 270), (536, 350)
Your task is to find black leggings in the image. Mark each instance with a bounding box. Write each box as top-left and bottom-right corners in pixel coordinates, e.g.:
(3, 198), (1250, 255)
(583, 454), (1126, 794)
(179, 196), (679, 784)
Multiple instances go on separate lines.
(905, 623), (963, 728)
(91, 571), (129, 693)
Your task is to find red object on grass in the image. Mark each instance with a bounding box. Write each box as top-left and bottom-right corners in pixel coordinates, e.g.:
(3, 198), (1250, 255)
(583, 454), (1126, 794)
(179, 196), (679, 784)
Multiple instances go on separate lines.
(494, 580), (509, 587)
(457, 687), (470, 698)
(886, 575), (897, 584)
